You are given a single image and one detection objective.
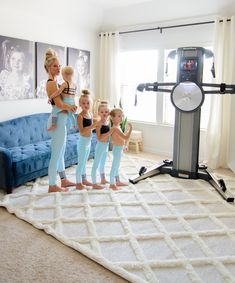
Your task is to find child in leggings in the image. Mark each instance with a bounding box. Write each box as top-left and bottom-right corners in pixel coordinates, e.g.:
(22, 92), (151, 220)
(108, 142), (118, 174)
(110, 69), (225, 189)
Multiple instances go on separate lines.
(48, 66), (77, 131)
(91, 102), (114, 189)
(76, 90), (99, 190)
(109, 108), (132, 190)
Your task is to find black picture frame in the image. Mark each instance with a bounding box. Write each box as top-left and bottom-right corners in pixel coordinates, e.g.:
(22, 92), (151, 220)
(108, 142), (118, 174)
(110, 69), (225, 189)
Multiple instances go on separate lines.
(35, 42), (66, 98)
(67, 47), (90, 94)
(0, 35), (34, 101)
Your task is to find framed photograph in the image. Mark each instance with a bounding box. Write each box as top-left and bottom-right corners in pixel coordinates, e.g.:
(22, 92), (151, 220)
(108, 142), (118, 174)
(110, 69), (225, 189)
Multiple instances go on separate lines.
(67, 48), (90, 94)
(0, 35), (34, 101)
(35, 42), (66, 98)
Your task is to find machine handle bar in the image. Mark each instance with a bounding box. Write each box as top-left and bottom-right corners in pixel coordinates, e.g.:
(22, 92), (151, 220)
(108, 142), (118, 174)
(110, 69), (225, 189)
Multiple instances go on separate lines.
(137, 82), (235, 94)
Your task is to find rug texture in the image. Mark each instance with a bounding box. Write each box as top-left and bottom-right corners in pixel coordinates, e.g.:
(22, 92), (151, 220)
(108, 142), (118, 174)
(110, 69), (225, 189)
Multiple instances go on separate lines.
(1, 154), (235, 283)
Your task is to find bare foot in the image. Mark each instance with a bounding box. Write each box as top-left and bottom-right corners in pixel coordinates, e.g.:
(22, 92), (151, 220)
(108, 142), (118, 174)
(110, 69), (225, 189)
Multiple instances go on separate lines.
(92, 184), (104, 190)
(101, 179), (109, 184)
(48, 125), (57, 131)
(109, 184), (119, 190)
(61, 178), (76, 187)
(76, 183), (86, 190)
(82, 180), (93, 186)
(116, 181), (129, 186)
(48, 185), (68, 193)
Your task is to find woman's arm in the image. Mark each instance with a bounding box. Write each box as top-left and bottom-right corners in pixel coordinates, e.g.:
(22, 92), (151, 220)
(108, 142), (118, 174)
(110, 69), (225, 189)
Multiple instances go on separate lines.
(47, 81), (77, 112)
(49, 82), (67, 100)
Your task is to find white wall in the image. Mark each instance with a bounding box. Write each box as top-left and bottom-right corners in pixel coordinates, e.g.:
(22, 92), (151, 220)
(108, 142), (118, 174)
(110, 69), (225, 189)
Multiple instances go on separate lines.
(118, 19), (214, 160)
(0, 0), (103, 122)
(101, 0), (235, 31)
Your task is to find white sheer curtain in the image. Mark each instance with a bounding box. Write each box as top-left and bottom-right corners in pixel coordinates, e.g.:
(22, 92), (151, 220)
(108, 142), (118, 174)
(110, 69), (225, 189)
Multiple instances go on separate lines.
(98, 31), (120, 108)
(206, 16), (235, 169)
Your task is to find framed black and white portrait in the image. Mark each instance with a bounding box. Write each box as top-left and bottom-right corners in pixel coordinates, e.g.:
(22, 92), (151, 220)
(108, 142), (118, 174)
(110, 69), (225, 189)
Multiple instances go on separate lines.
(0, 35), (34, 101)
(67, 48), (90, 94)
(35, 42), (66, 98)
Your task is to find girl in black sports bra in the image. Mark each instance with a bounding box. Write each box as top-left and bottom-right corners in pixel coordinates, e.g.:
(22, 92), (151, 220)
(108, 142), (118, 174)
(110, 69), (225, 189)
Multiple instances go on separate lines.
(76, 90), (100, 190)
(91, 103), (114, 189)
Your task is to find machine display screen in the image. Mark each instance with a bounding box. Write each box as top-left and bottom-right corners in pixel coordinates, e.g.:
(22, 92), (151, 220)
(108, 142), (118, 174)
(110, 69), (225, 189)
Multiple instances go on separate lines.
(180, 59), (198, 71)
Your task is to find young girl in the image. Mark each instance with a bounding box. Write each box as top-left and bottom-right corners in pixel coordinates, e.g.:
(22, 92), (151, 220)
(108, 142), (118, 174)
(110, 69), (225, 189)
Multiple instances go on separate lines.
(76, 90), (99, 189)
(91, 103), (114, 189)
(48, 66), (77, 131)
(109, 108), (132, 190)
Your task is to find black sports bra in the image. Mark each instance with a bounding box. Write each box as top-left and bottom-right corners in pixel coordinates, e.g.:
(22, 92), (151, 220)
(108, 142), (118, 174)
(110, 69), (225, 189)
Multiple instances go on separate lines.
(47, 79), (59, 105)
(63, 81), (76, 96)
(100, 125), (110, 134)
(83, 117), (92, 127)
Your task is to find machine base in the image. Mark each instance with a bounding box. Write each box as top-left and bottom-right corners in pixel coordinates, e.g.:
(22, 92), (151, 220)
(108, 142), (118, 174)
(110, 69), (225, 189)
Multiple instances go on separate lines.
(129, 160), (234, 202)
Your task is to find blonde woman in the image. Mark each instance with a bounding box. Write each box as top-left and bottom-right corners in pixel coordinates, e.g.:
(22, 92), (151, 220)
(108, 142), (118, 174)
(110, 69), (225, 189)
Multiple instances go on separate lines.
(45, 49), (77, 192)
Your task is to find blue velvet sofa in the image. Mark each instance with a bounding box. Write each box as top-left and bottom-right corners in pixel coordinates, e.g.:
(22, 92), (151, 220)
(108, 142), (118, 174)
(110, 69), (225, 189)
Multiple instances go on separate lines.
(0, 113), (97, 193)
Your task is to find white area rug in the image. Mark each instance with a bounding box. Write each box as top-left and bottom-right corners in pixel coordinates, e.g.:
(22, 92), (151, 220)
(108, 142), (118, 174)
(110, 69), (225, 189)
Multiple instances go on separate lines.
(1, 154), (235, 283)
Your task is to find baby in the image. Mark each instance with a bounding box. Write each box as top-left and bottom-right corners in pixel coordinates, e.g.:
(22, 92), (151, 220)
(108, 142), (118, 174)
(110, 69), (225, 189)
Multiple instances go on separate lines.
(48, 66), (77, 131)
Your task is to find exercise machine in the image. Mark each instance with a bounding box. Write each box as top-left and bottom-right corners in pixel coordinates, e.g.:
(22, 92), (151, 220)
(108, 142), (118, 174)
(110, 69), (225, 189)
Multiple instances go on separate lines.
(129, 47), (235, 202)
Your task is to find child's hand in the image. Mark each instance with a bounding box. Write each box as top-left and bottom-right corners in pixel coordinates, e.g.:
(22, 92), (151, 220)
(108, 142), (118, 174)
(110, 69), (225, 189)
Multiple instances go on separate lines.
(128, 123), (132, 130)
(69, 105), (77, 113)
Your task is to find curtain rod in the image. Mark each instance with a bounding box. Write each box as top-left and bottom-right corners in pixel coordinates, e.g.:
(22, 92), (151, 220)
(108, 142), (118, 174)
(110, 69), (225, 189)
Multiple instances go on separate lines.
(99, 18), (231, 36)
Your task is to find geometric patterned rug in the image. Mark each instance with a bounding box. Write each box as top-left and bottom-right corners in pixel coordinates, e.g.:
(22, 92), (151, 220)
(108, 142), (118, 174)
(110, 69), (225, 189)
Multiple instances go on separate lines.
(1, 154), (235, 283)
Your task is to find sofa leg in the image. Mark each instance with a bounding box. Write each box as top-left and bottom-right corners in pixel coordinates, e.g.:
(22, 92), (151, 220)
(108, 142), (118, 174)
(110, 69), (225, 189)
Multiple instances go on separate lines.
(6, 187), (13, 194)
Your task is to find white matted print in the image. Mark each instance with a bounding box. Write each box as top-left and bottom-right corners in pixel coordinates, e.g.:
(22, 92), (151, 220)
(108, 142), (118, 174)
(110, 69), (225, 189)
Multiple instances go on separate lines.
(67, 48), (90, 95)
(0, 35), (34, 101)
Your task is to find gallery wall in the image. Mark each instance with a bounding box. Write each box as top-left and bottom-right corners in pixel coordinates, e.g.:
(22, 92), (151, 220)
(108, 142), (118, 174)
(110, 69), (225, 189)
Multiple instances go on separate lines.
(0, 0), (103, 122)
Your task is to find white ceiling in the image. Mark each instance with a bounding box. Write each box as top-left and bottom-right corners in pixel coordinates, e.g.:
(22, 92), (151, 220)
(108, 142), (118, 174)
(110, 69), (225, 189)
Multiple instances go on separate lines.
(97, 0), (235, 30)
(88, 0), (151, 9)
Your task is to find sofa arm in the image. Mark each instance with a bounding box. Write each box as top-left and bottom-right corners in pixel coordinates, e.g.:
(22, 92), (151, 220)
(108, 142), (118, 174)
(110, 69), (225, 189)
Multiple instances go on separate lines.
(0, 147), (14, 192)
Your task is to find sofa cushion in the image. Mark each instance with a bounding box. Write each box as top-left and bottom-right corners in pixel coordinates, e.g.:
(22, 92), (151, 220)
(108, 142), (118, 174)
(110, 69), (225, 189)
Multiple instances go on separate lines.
(9, 140), (51, 177)
(0, 113), (50, 148)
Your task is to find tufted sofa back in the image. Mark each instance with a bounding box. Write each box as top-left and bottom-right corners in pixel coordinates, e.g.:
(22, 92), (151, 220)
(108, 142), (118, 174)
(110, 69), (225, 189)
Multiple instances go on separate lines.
(0, 113), (51, 148)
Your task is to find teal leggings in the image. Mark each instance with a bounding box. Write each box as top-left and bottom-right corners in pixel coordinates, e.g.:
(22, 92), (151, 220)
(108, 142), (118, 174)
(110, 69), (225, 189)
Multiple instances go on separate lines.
(110, 145), (124, 185)
(52, 97), (76, 128)
(91, 141), (109, 184)
(48, 113), (67, 185)
(76, 135), (91, 183)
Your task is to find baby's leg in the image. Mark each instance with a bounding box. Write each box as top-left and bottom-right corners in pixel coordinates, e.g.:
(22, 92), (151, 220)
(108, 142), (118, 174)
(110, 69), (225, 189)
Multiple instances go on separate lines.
(48, 107), (61, 131)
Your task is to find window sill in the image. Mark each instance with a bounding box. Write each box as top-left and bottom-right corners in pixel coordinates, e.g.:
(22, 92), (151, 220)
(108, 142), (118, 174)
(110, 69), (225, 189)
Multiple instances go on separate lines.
(129, 119), (207, 132)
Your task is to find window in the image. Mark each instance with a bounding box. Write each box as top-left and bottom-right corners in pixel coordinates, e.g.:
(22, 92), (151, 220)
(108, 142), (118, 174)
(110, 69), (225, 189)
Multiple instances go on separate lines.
(119, 50), (158, 123)
(119, 47), (213, 128)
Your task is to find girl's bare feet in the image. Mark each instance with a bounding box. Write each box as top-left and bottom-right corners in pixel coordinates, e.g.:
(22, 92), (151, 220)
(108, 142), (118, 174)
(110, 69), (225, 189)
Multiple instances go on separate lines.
(116, 181), (129, 186)
(109, 184), (119, 190)
(48, 185), (68, 193)
(61, 178), (76, 187)
(76, 183), (86, 190)
(82, 180), (93, 186)
(92, 184), (104, 190)
(101, 179), (109, 184)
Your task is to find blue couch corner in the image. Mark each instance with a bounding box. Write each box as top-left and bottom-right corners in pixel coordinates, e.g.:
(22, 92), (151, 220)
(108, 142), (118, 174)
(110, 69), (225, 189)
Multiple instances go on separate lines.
(0, 113), (97, 193)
